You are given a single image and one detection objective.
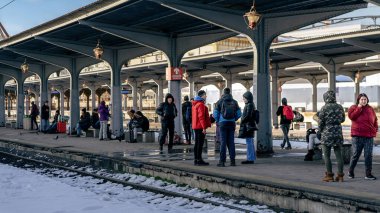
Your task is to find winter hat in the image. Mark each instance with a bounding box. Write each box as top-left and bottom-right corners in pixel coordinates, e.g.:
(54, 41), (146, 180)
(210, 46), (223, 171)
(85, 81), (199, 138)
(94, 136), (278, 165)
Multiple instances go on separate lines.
(197, 90), (206, 97)
(281, 98), (287, 106)
(223, 88), (231, 95)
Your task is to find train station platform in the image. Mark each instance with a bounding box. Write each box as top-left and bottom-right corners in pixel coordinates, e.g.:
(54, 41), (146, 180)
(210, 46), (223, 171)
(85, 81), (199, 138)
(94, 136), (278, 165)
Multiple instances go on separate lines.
(0, 127), (379, 212)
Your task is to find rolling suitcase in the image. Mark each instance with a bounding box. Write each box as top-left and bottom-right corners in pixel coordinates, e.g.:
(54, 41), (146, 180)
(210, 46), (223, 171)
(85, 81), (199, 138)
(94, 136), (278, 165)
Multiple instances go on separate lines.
(57, 122), (66, 133)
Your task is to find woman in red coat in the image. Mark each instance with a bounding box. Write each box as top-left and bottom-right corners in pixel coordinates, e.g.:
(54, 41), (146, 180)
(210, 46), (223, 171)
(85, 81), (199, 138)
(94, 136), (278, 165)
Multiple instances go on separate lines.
(192, 90), (211, 166)
(348, 93), (378, 180)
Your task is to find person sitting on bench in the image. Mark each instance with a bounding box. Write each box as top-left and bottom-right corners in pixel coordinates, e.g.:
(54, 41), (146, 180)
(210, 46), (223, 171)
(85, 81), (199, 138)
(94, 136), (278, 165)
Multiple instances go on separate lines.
(304, 128), (321, 161)
(76, 108), (91, 137)
(46, 110), (60, 134)
(91, 108), (100, 129)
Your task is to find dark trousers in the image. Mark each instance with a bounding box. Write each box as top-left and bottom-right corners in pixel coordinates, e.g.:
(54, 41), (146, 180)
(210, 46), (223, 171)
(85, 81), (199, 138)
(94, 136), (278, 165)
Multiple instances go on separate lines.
(31, 115), (38, 130)
(194, 129), (205, 161)
(349, 137), (374, 172)
(280, 124), (291, 148)
(183, 122), (192, 142)
(159, 121), (174, 149)
(219, 122), (236, 162)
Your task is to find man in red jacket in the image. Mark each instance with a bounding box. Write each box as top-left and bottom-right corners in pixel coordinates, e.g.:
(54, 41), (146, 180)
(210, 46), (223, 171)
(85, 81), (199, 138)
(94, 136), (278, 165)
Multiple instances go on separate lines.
(348, 93), (378, 180)
(192, 90), (211, 166)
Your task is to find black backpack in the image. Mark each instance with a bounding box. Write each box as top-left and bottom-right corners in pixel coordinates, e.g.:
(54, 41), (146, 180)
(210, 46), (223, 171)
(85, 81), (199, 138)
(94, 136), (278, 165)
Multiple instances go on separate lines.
(221, 99), (236, 119)
(293, 111), (304, 122)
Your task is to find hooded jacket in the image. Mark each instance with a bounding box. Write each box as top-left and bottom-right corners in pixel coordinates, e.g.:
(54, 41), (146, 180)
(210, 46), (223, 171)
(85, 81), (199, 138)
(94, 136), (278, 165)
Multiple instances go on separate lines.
(98, 102), (110, 121)
(192, 96), (211, 130)
(213, 93), (242, 124)
(239, 91), (258, 138)
(156, 93), (178, 122)
(318, 90), (345, 146)
(348, 104), (378, 138)
(182, 100), (192, 124)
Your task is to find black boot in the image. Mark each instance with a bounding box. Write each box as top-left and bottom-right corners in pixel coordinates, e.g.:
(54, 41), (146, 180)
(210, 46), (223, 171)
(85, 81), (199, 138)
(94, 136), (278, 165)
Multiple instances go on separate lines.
(304, 150), (314, 161)
(230, 159), (236, 166)
(217, 161), (225, 167)
(197, 159), (209, 166)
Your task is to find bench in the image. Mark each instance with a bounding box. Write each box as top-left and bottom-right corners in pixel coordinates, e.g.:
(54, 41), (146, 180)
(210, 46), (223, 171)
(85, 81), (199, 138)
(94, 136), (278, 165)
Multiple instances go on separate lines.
(86, 128), (99, 138)
(5, 121), (16, 128)
(293, 122), (312, 130)
(314, 143), (352, 164)
(126, 129), (157, 143)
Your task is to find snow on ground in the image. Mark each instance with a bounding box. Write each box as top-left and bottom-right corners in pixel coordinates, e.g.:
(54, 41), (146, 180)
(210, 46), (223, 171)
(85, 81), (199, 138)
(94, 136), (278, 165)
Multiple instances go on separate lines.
(0, 163), (277, 213)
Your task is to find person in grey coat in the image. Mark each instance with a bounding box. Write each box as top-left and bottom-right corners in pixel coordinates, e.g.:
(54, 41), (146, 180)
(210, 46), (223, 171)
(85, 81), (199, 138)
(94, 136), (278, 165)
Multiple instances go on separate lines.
(318, 90), (345, 182)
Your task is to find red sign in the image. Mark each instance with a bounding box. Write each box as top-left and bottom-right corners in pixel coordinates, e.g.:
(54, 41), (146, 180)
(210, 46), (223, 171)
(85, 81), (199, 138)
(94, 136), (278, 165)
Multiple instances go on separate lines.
(166, 67), (183, 81)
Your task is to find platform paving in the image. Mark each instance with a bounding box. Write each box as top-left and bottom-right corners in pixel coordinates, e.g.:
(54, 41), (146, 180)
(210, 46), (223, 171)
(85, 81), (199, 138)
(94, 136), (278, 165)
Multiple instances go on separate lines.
(1, 127), (379, 211)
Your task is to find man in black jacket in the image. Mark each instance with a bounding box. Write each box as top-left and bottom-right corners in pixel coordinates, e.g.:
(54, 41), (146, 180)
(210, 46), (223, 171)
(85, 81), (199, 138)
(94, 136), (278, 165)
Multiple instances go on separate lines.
(76, 108), (91, 137)
(181, 95), (192, 144)
(41, 101), (50, 133)
(156, 93), (178, 152)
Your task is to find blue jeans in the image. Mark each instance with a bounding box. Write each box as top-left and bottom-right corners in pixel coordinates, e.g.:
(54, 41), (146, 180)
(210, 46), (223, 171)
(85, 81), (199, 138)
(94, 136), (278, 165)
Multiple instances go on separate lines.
(219, 122), (236, 162)
(349, 137), (374, 172)
(76, 123), (82, 136)
(41, 119), (49, 132)
(246, 137), (256, 161)
(280, 124), (291, 148)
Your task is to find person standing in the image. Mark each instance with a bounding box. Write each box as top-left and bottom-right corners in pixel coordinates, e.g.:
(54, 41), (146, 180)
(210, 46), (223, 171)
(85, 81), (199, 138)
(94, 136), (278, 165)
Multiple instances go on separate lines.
(348, 93), (378, 180)
(41, 101), (50, 133)
(182, 95), (192, 145)
(319, 90), (345, 182)
(213, 88), (241, 167)
(238, 91), (258, 164)
(192, 90), (211, 166)
(156, 93), (178, 152)
(98, 101), (110, 141)
(30, 101), (39, 130)
(276, 98), (293, 150)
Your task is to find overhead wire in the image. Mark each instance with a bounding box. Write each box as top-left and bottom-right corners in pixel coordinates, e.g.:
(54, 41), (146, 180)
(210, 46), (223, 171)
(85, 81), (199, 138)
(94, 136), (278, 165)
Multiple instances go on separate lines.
(0, 0), (16, 10)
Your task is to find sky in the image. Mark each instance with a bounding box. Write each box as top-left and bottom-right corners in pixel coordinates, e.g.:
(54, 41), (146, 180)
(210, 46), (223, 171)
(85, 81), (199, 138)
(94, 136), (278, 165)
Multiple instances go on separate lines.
(0, 0), (97, 36)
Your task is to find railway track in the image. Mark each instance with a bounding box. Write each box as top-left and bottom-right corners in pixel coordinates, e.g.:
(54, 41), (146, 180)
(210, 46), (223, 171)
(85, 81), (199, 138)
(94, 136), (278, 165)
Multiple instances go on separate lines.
(0, 150), (259, 213)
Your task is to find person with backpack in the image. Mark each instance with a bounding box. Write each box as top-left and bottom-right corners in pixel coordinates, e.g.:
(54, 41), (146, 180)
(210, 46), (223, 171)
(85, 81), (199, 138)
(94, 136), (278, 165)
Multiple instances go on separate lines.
(319, 90), (345, 182)
(192, 90), (212, 166)
(156, 93), (178, 152)
(30, 101), (39, 130)
(238, 91), (259, 164)
(91, 108), (100, 130)
(213, 88), (242, 167)
(98, 101), (110, 141)
(347, 93), (378, 180)
(182, 95), (192, 145)
(136, 111), (150, 132)
(276, 98), (293, 150)
(41, 101), (50, 133)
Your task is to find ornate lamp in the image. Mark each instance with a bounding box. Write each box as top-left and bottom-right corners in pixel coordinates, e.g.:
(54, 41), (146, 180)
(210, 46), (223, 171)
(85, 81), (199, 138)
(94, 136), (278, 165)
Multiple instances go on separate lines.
(93, 40), (104, 59)
(20, 58), (29, 73)
(243, 2), (261, 29)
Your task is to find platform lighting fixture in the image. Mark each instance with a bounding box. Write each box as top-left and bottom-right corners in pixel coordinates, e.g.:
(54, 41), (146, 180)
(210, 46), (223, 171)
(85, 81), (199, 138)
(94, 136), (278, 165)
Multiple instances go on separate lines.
(93, 39), (104, 59)
(20, 58), (29, 74)
(183, 71), (189, 79)
(243, 1), (261, 30)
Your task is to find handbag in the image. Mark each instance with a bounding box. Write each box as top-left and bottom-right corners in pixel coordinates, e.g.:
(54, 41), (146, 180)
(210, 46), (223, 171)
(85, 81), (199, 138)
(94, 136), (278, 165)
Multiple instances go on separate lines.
(238, 125), (247, 138)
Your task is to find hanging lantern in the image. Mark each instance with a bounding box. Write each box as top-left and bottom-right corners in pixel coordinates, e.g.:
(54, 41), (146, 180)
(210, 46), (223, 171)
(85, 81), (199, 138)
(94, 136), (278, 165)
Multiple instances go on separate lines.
(93, 39), (104, 59)
(20, 58), (29, 73)
(243, 3), (261, 30)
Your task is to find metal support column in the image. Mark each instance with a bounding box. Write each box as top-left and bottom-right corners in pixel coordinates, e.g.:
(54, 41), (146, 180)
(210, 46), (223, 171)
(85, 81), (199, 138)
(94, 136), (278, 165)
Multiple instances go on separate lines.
(16, 78), (25, 129)
(131, 79), (138, 110)
(70, 61), (80, 134)
(0, 76), (5, 127)
(311, 78), (319, 112)
(271, 66), (279, 129)
(110, 50), (123, 137)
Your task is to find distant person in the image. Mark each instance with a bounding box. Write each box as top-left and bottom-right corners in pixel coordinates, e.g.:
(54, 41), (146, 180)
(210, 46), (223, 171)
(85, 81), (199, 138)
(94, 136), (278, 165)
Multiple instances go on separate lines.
(76, 108), (91, 137)
(192, 90), (211, 166)
(127, 109), (137, 142)
(46, 110), (60, 134)
(276, 98), (293, 150)
(182, 95), (192, 144)
(156, 93), (178, 152)
(30, 101), (39, 130)
(319, 90), (345, 182)
(91, 108), (100, 129)
(98, 101), (110, 141)
(348, 93), (378, 180)
(304, 112), (321, 161)
(41, 101), (50, 133)
(213, 88), (241, 167)
(238, 91), (259, 164)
